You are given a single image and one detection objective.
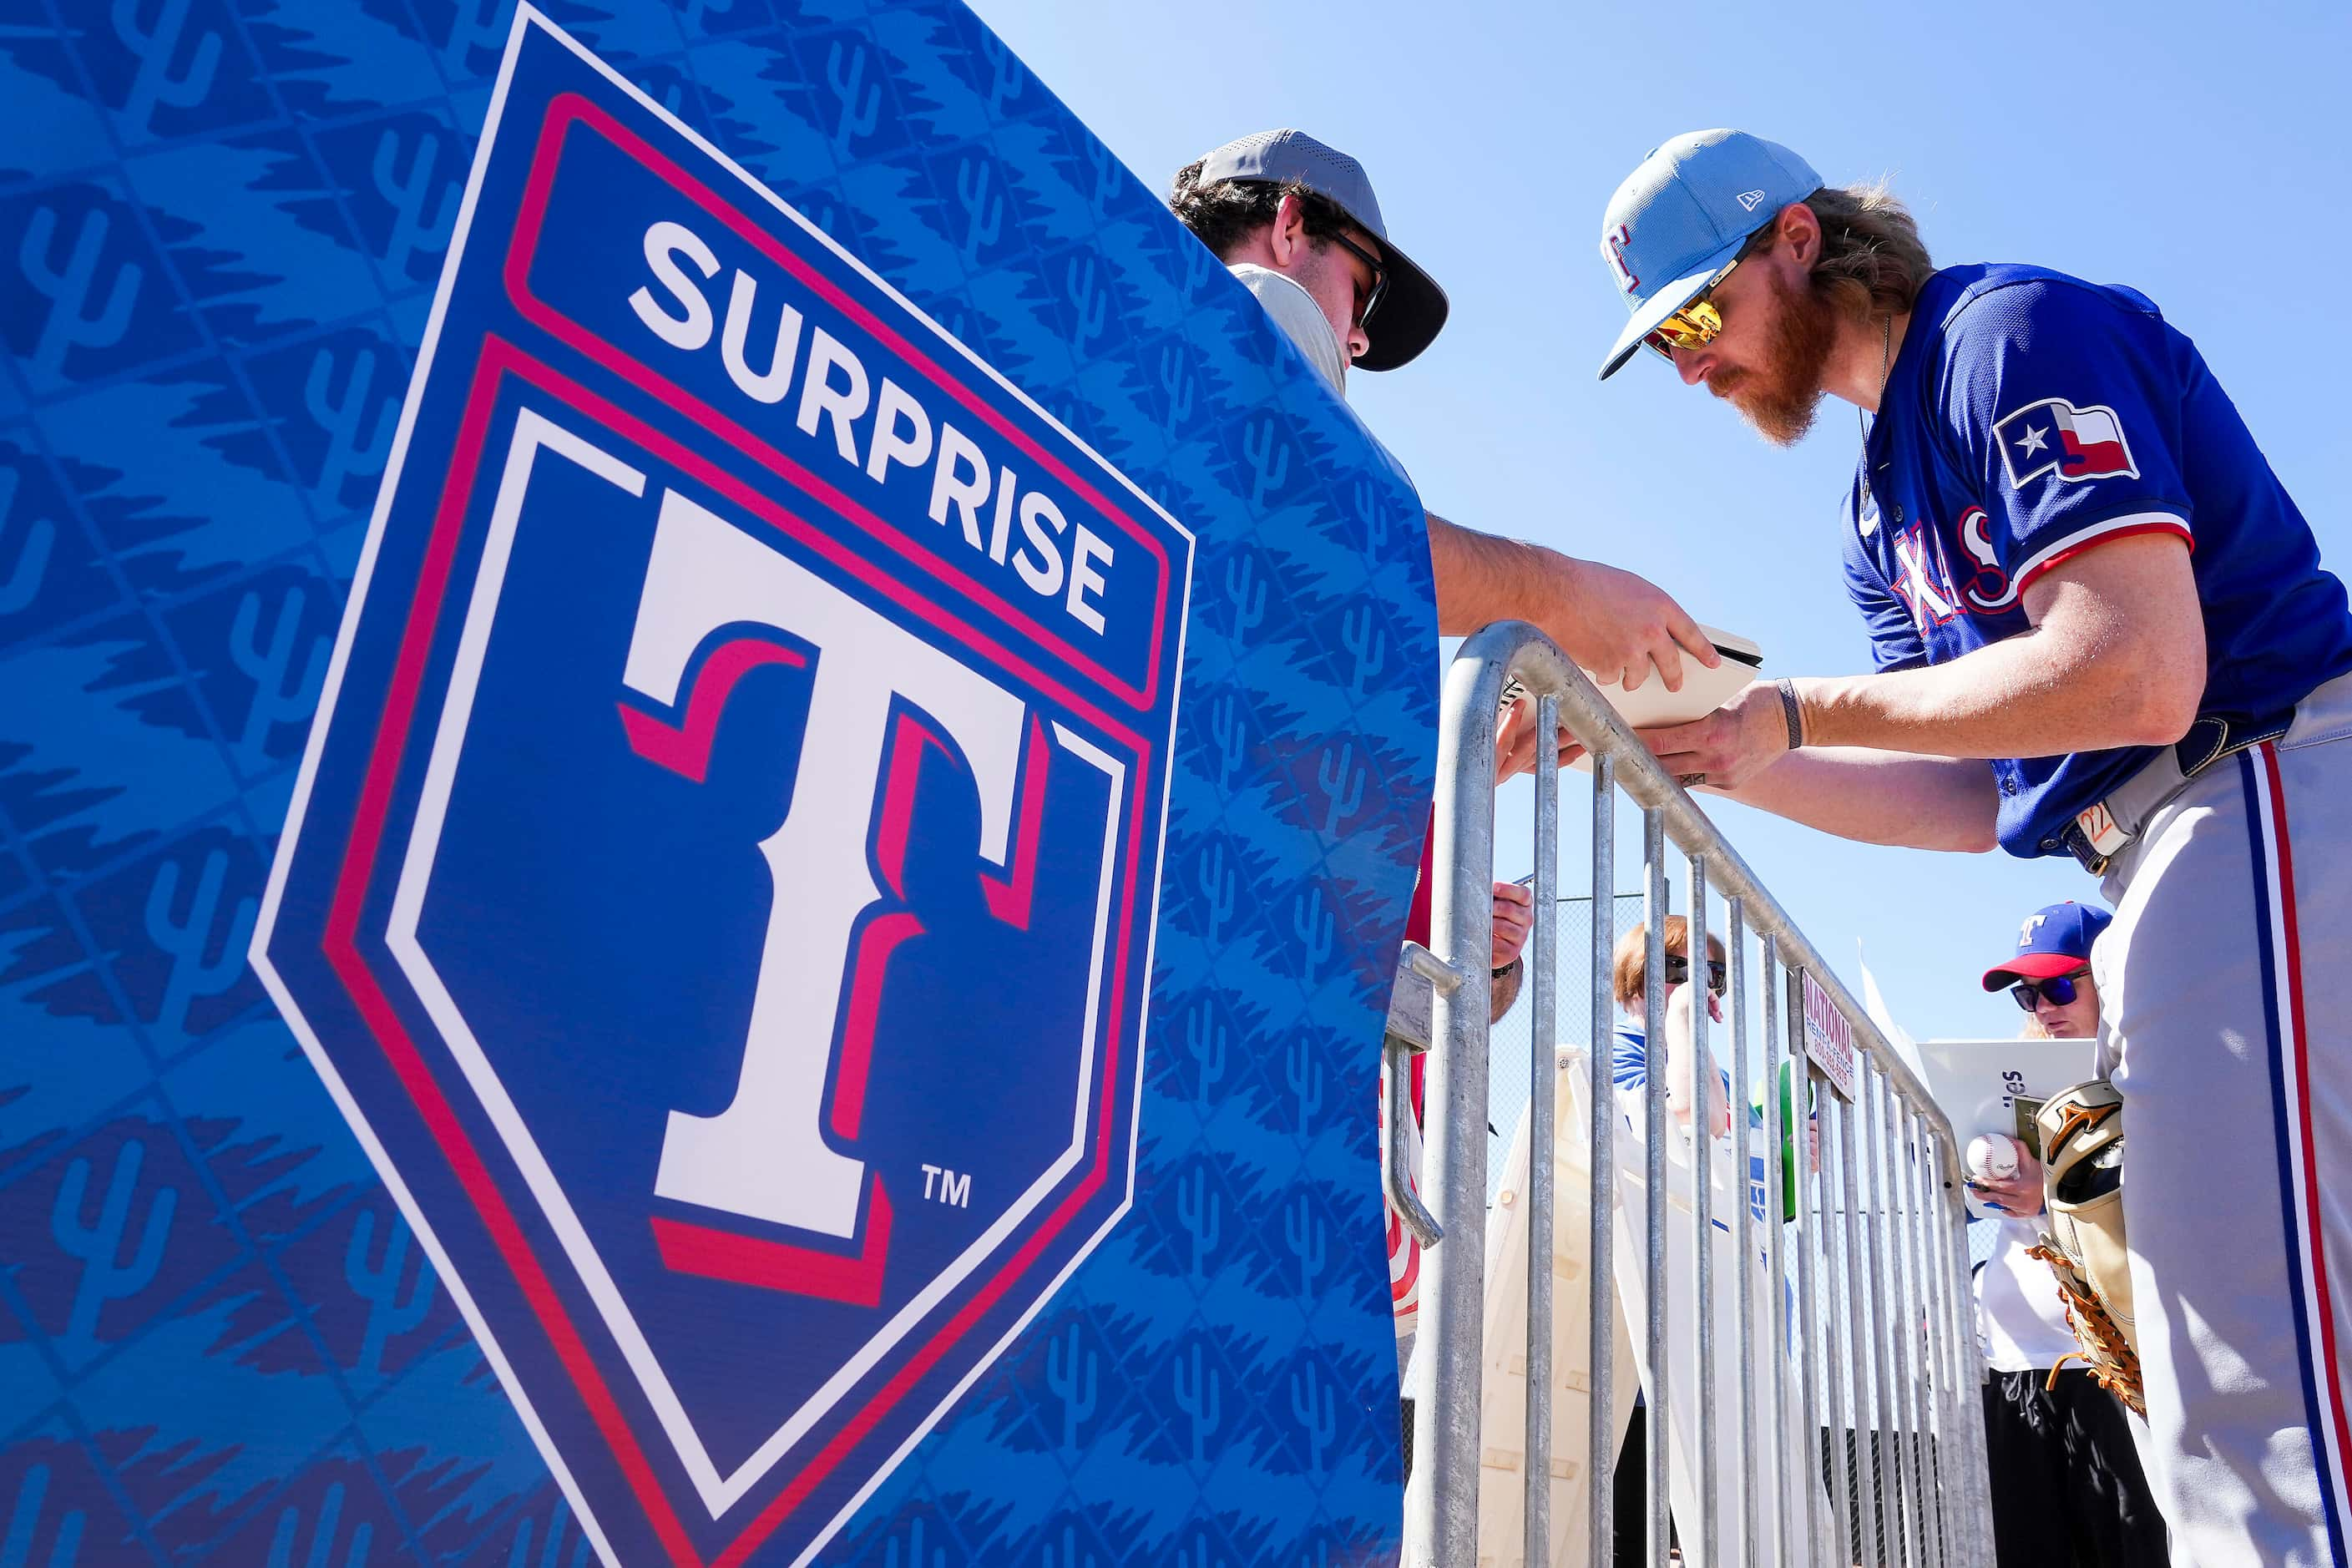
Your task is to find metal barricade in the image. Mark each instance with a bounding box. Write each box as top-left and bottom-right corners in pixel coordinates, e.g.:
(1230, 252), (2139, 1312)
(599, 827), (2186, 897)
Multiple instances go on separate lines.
(1388, 623), (1995, 1568)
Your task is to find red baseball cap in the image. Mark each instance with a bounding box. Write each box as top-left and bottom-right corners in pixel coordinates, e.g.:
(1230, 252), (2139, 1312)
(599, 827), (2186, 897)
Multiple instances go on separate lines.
(1980, 901), (2113, 991)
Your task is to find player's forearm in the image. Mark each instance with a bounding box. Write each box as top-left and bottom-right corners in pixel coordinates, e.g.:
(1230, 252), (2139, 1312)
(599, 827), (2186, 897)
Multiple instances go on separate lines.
(1798, 542), (2205, 757)
(1794, 642), (2171, 758)
(1425, 512), (1565, 635)
(1717, 748), (2000, 852)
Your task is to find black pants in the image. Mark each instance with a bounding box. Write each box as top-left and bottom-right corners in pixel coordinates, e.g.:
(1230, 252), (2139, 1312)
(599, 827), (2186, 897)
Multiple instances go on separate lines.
(1611, 1404), (1682, 1568)
(1984, 1367), (2169, 1566)
(1612, 1407), (1646, 1568)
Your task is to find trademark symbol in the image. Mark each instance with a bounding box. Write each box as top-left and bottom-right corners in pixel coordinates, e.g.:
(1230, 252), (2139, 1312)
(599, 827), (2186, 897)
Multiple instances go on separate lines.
(921, 1163), (972, 1208)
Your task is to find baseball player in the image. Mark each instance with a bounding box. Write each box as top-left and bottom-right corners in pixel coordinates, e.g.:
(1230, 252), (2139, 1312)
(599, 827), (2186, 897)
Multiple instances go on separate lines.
(1593, 129), (2352, 1564)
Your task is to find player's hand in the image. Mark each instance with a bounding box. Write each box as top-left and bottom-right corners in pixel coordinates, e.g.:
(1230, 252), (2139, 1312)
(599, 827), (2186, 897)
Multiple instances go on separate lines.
(1495, 695), (1587, 781)
(1640, 680), (1793, 792)
(1545, 557), (1720, 695)
(1490, 881), (1533, 969)
(1969, 1153), (2046, 1218)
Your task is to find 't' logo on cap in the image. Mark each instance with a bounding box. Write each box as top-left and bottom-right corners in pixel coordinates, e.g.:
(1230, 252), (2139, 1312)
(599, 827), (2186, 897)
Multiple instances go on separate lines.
(1603, 224), (1638, 293)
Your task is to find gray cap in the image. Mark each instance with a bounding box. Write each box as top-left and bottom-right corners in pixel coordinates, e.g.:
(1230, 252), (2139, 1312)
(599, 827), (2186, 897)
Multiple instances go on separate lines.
(1192, 128), (1449, 372)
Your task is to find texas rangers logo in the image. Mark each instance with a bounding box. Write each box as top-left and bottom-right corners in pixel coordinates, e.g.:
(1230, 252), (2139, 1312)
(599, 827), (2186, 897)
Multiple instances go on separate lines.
(250, 14), (1191, 1566)
(1602, 224), (1640, 293)
(1994, 397), (2140, 488)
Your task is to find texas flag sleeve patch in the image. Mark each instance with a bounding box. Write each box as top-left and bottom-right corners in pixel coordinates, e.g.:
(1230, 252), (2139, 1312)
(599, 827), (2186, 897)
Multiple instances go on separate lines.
(1993, 397), (2141, 488)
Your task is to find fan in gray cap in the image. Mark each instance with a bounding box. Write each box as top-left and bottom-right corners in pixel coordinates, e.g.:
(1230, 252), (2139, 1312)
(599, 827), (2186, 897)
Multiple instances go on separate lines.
(1192, 128), (1449, 372)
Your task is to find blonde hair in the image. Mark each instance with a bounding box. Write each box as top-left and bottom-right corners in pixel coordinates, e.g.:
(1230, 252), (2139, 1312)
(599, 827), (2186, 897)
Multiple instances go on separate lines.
(1801, 180), (1932, 322)
(1611, 916), (1726, 1010)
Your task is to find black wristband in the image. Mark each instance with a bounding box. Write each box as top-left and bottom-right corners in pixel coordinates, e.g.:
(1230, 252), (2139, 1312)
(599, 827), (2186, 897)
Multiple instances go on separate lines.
(1492, 957), (1521, 979)
(1774, 678), (1805, 751)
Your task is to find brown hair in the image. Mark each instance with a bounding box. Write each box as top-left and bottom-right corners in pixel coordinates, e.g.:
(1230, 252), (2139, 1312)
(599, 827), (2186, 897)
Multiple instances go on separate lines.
(1168, 160), (1354, 260)
(1611, 916), (1727, 1009)
(1798, 180), (1933, 322)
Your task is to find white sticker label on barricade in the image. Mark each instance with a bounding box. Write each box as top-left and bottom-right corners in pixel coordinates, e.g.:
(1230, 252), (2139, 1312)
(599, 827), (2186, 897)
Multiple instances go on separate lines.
(1803, 970), (1859, 1101)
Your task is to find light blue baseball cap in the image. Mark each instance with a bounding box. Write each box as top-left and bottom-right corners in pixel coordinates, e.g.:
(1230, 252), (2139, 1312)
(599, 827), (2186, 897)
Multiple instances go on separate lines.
(1595, 129), (1822, 380)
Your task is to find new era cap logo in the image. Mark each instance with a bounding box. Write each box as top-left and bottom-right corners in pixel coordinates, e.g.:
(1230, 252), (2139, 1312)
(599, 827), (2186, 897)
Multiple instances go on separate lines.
(1736, 189), (1768, 212)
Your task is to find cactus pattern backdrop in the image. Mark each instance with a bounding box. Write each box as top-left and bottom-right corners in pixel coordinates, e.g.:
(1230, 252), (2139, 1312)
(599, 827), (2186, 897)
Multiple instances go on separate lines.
(0, 0), (1437, 1563)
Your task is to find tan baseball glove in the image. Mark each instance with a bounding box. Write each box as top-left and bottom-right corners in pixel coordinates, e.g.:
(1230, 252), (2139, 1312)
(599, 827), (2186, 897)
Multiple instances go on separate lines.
(2026, 1080), (2144, 1415)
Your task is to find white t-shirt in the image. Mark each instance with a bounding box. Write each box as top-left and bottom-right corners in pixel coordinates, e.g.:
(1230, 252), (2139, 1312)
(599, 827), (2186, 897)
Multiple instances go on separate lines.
(1228, 262), (1348, 397)
(1973, 1216), (2081, 1373)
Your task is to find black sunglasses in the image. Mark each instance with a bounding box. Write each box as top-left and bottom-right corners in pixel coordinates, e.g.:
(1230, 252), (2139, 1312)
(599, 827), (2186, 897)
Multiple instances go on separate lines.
(2010, 967), (2091, 1011)
(1663, 954), (1727, 996)
(1327, 230), (1388, 332)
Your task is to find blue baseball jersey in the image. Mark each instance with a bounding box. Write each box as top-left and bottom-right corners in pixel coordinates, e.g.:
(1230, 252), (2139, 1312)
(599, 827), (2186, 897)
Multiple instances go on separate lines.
(1842, 263), (2352, 857)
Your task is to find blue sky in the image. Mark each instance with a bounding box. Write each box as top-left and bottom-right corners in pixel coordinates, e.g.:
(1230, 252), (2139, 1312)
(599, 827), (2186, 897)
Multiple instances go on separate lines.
(971, 0), (2352, 1043)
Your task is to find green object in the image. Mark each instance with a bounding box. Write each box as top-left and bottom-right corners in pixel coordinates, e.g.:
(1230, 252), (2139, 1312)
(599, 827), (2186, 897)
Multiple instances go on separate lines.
(1750, 1060), (1814, 1222)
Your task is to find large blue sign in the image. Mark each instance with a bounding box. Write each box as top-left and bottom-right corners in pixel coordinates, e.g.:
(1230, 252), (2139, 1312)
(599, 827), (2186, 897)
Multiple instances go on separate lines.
(256, 19), (1190, 1562)
(0, 2), (1437, 1562)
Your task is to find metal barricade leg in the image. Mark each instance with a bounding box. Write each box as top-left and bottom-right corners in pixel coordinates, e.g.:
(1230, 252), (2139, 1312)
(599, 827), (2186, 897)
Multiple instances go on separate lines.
(1785, 964), (1830, 1568)
(1851, 1084), (1879, 1568)
(1526, 693), (1561, 1568)
(1402, 646), (1499, 1566)
(1899, 1109), (1943, 1568)
(1687, 857), (1717, 1568)
(1587, 756), (1618, 1568)
(1940, 1128), (1998, 1567)
(1643, 809), (1671, 1568)
(1822, 1060), (1862, 1568)
(1871, 1071), (1917, 1568)
(1762, 936), (1803, 1568)
(1729, 900), (1761, 1568)
(1912, 1110), (1954, 1568)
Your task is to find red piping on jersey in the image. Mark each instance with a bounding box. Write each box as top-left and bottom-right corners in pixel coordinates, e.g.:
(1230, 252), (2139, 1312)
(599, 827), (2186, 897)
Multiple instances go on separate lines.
(2012, 518), (2193, 599)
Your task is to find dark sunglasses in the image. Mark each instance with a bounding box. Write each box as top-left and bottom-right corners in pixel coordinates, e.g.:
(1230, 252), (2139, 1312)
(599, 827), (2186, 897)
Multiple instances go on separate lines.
(2010, 967), (2091, 1011)
(1663, 954), (1727, 996)
(1328, 230), (1388, 332)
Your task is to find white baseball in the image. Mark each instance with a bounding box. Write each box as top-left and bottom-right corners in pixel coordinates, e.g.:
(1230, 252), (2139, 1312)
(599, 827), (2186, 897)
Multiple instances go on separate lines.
(1966, 1134), (2021, 1183)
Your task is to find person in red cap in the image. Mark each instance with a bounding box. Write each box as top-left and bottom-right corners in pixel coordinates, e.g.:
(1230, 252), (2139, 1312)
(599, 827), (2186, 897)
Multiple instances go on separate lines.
(1970, 901), (2167, 1566)
(1980, 899), (2112, 1054)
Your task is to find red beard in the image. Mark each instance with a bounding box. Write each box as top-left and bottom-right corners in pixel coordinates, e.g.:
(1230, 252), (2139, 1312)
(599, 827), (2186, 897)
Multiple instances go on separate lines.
(1709, 271), (1840, 447)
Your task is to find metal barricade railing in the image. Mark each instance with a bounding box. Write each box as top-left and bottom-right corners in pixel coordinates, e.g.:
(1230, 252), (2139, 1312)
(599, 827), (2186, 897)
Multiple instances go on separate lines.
(1389, 623), (1995, 1568)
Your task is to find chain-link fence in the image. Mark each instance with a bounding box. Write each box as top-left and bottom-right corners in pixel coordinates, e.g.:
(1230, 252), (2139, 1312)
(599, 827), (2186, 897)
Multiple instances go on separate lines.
(1487, 892), (1647, 1206)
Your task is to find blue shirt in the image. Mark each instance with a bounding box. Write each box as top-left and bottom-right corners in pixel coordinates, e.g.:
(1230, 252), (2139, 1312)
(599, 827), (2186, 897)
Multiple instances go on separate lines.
(1842, 263), (2352, 857)
(1611, 1024), (1732, 1105)
(1610, 1024), (1650, 1094)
